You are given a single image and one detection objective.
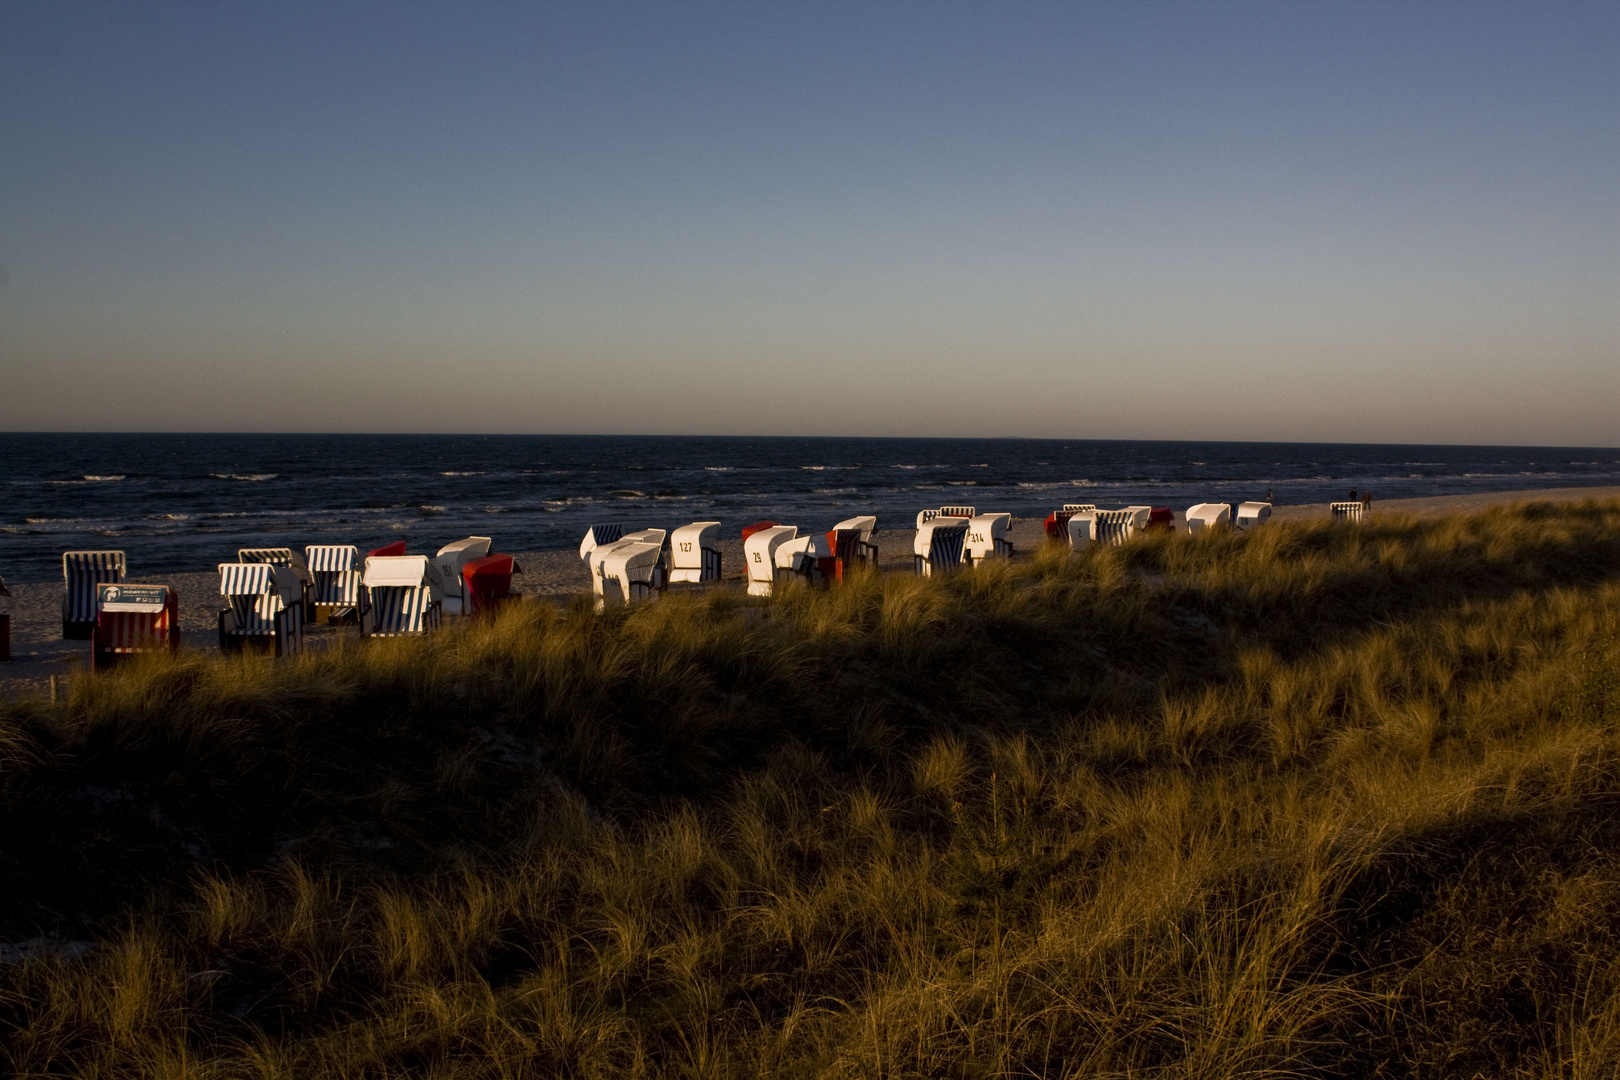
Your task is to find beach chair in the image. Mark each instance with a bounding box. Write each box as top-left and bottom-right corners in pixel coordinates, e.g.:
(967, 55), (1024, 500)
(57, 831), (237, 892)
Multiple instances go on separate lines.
(579, 524), (630, 566)
(668, 521), (723, 584)
(1185, 503), (1231, 534)
(1066, 510), (1099, 551)
(1092, 508), (1150, 548)
(238, 547), (315, 622)
(218, 562), (304, 656)
(461, 554), (522, 616)
(361, 555), (442, 636)
(432, 536), (492, 615)
(915, 506), (976, 530)
(598, 541), (666, 607)
(821, 515), (879, 581)
(964, 513), (1014, 563)
(1330, 502), (1363, 523)
(588, 529), (667, 607)
(305, 544), (365, 624)
(743, 525), (798, 596)
(1144, 508), (1175, 532)
(1043, 504), (1096, 541)
(369, 540), (408, 558)
(1236, 502), (1273, 529)
(830, 516), (878, 561)
(92, 583), (179, 671)
(62, 551), (127, 639)
(914, 519), (969, 576)
(775, 533), (825, 586)
(740, 520), (780, 543)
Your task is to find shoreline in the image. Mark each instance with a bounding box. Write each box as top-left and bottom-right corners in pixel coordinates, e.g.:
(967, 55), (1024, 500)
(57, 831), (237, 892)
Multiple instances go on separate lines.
(4, 483), (1618, 697)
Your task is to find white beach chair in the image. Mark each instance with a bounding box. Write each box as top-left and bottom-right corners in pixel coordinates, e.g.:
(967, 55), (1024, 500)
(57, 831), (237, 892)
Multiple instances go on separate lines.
(1235, 502), (1272, 529)
(668, 521), (723, 584)
(964, 513), (1014, 564)
(774, 533), (826, 586)
(588, 529), (667, 606)
(238, 547), (315, 622)
(361, 555), (443, 636)
(305, 544), (365, 623)
(218, 562), (305, 655)
(1092, 508), (1147, 548)
(742, 525), (798, 596)
(1330, 502), (1364, 523)
(92, 582), (179, 670)
(598, 541), (666, 606)
(62, 550), (127, 640)
(1066, 511), (1099, 552)
(914, 520), (970, 576)
(431, 536), (493, 616)
(1185, 503), (1232, 534)
(579, 524), (631, 566)
(1044, 504), (1096, 542)
(830, 515), (879, 566)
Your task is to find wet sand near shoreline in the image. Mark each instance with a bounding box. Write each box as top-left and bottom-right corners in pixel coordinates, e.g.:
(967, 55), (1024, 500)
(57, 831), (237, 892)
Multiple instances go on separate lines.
(5, 485), (1617, 699)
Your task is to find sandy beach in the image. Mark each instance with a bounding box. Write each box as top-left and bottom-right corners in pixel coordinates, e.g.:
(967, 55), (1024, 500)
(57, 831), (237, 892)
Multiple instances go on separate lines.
(4, 485), (1617, 698)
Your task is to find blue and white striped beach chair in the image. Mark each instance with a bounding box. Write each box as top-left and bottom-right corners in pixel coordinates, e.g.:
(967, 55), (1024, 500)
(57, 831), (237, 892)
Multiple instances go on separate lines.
(218, 562), (304, 656)
(306, 544), (365, 624)
(361, 555), (442, 636)
(1092, 508), (1150, 548)
(579, 524), (631, 566)
(914, 520), (969, 576)
(238, 548), (314, 621)
(62, 550), (127, 639)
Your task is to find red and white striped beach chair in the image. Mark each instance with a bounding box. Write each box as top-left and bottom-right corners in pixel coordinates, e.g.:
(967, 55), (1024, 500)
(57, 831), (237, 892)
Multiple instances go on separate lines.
(218, 562), (304, 655)
(92, 583), (178, 671)
(62, 550), (126, 639)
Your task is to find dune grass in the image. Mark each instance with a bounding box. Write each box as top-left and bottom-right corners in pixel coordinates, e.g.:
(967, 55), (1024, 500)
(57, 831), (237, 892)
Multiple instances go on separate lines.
(2, 500), (1619, 1077)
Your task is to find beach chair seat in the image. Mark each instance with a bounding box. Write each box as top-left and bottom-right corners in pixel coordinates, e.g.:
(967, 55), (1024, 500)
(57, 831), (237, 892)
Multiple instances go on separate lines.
(579, 524), (631, 566)
(1236, 502), (1273, 529)
(588, 529), (667, 606)
(305, 544), (365, 623)
(598, 541), (666, 606)
(1185, 503), (1231, 534)
(92, 583), (178, 670)
(914, 520), (969, 576)
(218, 562), (305, 656)
(964, 513), (1013, 563)
(1043, 504), (1096, 541)
(829, 515), (879, 567)
(462, 553), (522, 616)
(668, 521), (723, 584)
(238, 547), (315, 622)
(62, 550), (127, 639)
(432, 536), (493, 616)
(743, 525), (798, 596)
(1329, 502), (1363, 523)
(360, 555), (442, 637)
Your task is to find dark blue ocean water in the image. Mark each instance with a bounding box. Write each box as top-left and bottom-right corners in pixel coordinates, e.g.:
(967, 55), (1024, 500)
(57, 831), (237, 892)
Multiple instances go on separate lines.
(2, 434), (1617, 582)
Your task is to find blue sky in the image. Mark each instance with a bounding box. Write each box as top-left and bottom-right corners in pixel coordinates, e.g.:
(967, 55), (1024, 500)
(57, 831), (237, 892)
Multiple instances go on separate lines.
(2, 1), (1615, 443)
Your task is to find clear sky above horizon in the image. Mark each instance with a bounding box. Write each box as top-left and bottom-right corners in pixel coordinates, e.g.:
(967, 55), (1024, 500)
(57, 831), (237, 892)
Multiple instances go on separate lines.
(1, 1), (1615, 444)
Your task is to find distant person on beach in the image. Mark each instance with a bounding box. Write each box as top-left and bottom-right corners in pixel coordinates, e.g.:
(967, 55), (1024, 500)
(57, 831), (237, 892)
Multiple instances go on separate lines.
(1349, 488), (1358, 503)
(1266, 488), (1274, 503)
(1363, 490), (1372, 511)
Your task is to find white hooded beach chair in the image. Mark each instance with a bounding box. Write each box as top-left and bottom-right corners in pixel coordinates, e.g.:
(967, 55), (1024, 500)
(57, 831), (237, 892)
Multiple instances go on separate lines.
(964, 513), (1013, 564)
(579, 524), (631, 566)
(1185, 503), (1232, 534)
(598, 541), (666, 607)
(1235, 502), (1272, 529)
(743, 525), (798, 596)
(361, 555), (443, 636)
(1066, 511), (1099, 551)
(1092, 508), (1150, 548)
(774, 533), (825, 585)
(218, 562), (305, 655)
(588, 529), (667, 606)
(1330, 502), (1363, 523)
(830, 516), (879, 566)
(668, 521), (723, 584)
(62, 550), (127, 639)
(305, 544), (365, 623)
(432, 536), (493, 615)
(914, 519), (969, 576)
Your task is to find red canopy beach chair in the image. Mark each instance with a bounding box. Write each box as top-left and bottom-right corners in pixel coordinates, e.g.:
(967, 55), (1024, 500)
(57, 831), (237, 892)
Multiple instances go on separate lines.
(92, 583), (178, 671)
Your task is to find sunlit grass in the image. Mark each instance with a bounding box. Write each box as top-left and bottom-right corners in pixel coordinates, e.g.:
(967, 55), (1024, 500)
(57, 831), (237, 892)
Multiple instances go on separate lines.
(1, 500), (1618, 1076)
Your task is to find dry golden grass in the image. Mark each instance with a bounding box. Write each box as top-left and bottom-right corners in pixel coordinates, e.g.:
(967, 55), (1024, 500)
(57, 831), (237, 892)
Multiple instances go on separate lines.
(1, 500), (1618, 1077)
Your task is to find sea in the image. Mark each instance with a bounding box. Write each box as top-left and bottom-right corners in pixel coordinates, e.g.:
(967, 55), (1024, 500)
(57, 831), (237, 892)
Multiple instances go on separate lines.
(2, 433), (1617, 582)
